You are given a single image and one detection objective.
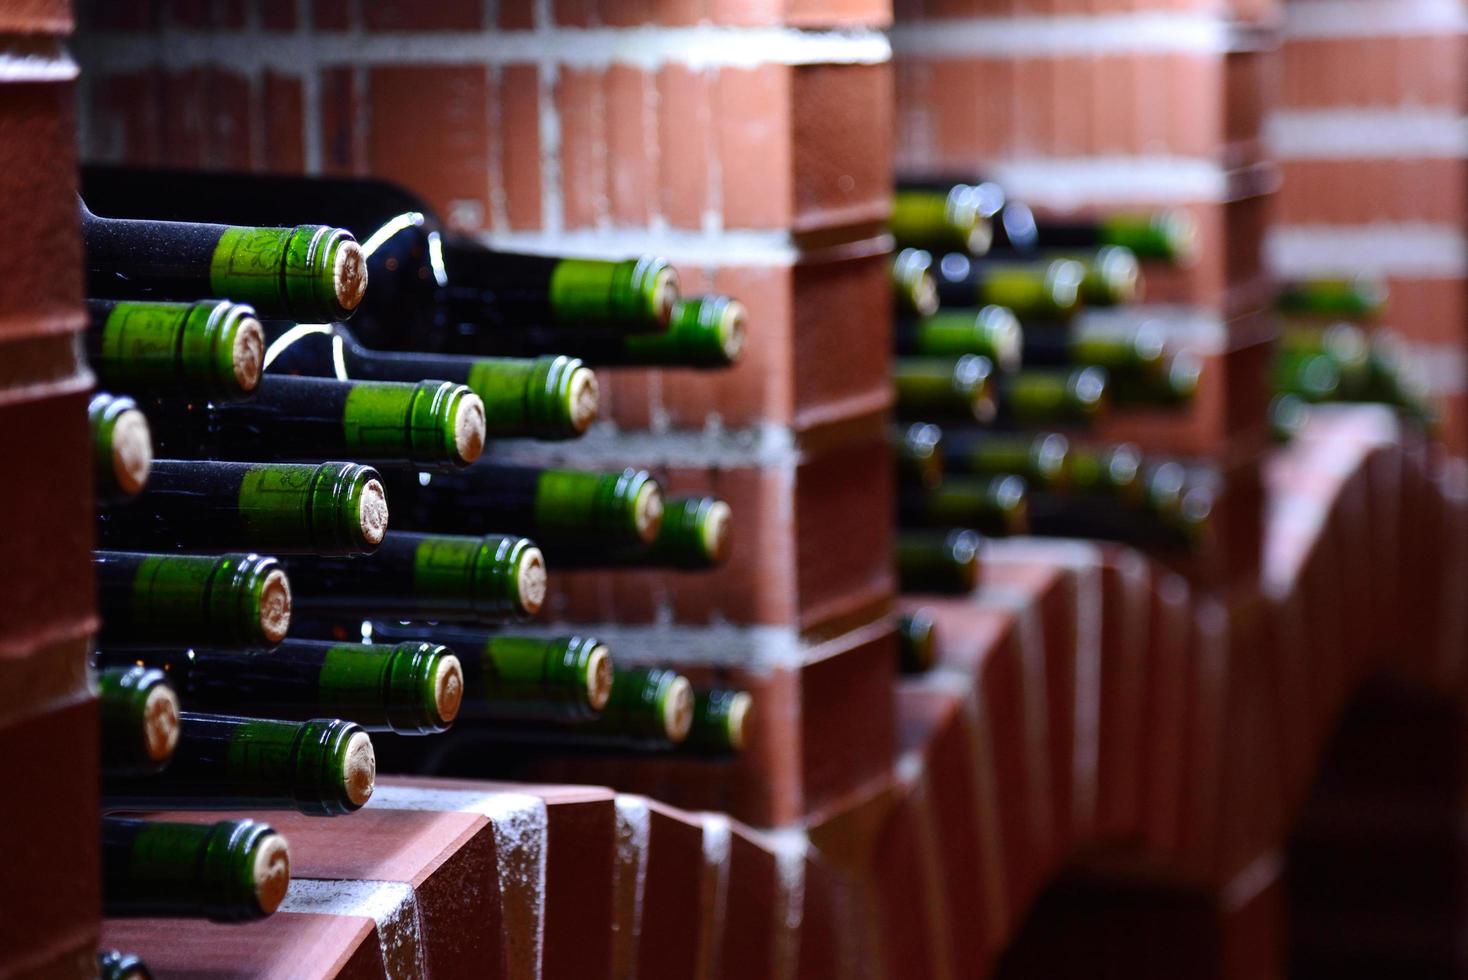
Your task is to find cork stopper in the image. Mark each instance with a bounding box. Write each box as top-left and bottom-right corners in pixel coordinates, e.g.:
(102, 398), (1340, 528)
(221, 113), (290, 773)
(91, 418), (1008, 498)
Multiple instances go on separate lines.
(453, 393), (487, 465)
(110, 408), (153, 497)
(432, 654), (464, 725)
(341, 731), (376, 807)
(516, 546), (547, 616)
(585, 643), (614, 712)
(700, 500), (733, 564)
(724, 691), (753, 751)
(663, 676), (694, 744)
(357, 479), (389, 546)
(632, 482), (665, 544)
(257, 568), (292, 645)
(718, 299), (748, 364)
(231, 314), (266, 394)
(333, 238), (369, 313)
(568, 367), (600, 433)
(651, 266), (679, 326)
(250, 833), (292, 915)
(142, 683), (180, 764)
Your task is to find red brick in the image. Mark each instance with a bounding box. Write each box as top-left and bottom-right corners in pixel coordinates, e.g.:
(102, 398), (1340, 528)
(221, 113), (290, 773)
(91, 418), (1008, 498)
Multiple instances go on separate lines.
(870, 777), (956, 980)
(362, 0), (484, 29)
(555, 67), (607, 231)
(1281, 35), (1465, 109)
(786, 0), (892, 27)
(1141, 570), (1191, 856)
(497, 64), (542, 232)
(657, 65), (715, 230)
(498, 0), (536, 28)
(318, 66), (364, 175)
(103, 915), (386, 980)
(791, 62), (893, 231)
(1095, 546), (1151, 843)
(714, 823), (782, 980)
(717, 65), (793, 229)
(367, 65), (492, 232)
(553, 0), (597, 25)
(312, 0), (352, 30)
(638, 801), (706, 980)
(1278, 158), (1468, 225)
(604, 66), (656, 226)
(202, 67), (253, 169)
(88, 69), (161, 166)
(259, 0), (297, 29)
(262, 72), (305, 172)
(791, 247), (896, 432)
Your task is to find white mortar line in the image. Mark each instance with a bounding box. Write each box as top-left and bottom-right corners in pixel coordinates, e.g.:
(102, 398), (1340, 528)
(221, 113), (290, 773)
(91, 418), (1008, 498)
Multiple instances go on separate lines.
(1284, 0), (1468, 39)
(485, 421), (800, 468)
(1268, 224), (1468, 278)
(890, 12), (1229, 57)
(983, 157), (1229, 207)
(0, 42), (77, 82)
(1269, 109), (1468, 159)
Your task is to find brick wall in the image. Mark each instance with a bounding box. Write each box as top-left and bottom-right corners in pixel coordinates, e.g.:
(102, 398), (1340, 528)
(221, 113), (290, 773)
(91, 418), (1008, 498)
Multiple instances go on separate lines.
(1269, 0), (1468, 452)
(0, 5), (101, 977)
(75, 0), (899, 827)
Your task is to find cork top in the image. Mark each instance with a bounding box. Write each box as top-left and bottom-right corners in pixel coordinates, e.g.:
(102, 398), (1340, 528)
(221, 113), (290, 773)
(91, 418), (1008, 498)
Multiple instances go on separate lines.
(632, 482), (665, 544)
(358, 479), (389, 546)
(568, 366), (600, 433)
(333, 238), (369, 313)
(232, 313), (266, 394)
(110, 407), (153, 497)
(341, 731), (376, 807)
(453, 393), (487, 465)
(700, 500), (733, 564)
(585, 644), (614, 712)
(142, 683), (180, 764)
(724, 691), (753, 752)
(650, 266), (679, 327)
(516, 546), (547, 617)
(718, 299), (748, 364)
(251, 832), (292, 915)
(433, 654), (464, 725)
(663, 676), (694, 744)
(257, 568), (292, 645)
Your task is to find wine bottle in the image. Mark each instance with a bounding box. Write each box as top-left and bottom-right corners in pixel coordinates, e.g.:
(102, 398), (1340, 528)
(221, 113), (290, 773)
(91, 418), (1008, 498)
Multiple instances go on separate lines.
(1018, 321), (1166, 378)
(101, 816), (290, 921)
(942, 430), (1071, 489)
(367, 626), (613, 723)
(1108, 350), (1202, 408)
(893, 355), (996, 422)
(895, 422), (944, 490)
(995, 367), (1109, 426)
(1028, 478), (1213, 551)
(895, 180), (1038, 253)
(97, 665), (179, 775)
(98, 949), (153, 980)
(280, 532), (545, 623)
(585, 666), (694, 745)
(88, 298), (264, 399)
(897, 609), (938, 674)
(892, 248), (940, 317)
(418, 294), (747, 369)
(934, 255), (1084, 320)
(96, 460), (387, 556)
(1069, 443), (1144, 502)
(1274, 350), (1343, 403)
(98, 640), (463, 735)
(95, 551), (292, 649)
(90, 392), (153, 500)
(81, 167), (678, 347)
(1280, 323), (1370, 398)
(145, 375), (486, 471)
(264, 322), (600, 439)
(102, 713), (375, 815)
(1016, 209), (1198, 263)
(1060, 246), (1142, 306)
(890, 184), (994, 254)
(901, 475), (1030, 537)
(896, 528), (982, 594)
(547, 495), (732, 569)
(895, 305), (1022, 371)
(81, 199), (365, 322)
(1276, 276), (1386, 319)
(685, 689), (753, 753)
(385, 464), (664, 551)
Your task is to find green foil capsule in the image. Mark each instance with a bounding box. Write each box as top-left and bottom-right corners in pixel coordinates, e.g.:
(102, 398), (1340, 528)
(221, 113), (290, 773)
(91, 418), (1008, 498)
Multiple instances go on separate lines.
(105, 641), (463, 735)
(549, 255), (679, 328)
(87, 299), (266, 399)
(1275, 351), (1344, 403)
(102, 713), (376, 816)
(896, 305), (1023, 371)
(905, 475), (1030, 537)
(1276, 276), (1386, 319)
(1069, 443), (1144, 502)
(896, 528), (983, 595)
(96, 460), (388, 557)
(97, 665), (180, 775)
(897, 609), (939, 674)
(98, 949), (154, 980)
(647, 496), (733, 568)
(90, 392), (153, 500)
(1280, 323), (1371, 398)
(621, 294), (748, 367)
(1105, 350), (1201, 408)
(686, 689), (753, 754)
(101, 816), (291, 921)
(943, 431), (1071, 490)
(893, 355), (997, 422)
(890, 186), (994, 255)
(95, 551), (292, 649)
(588, 666), (695, 744)
(892, 248), (940, 317)
(996, 366), (1109, 426)
(282, 532), (546, 623)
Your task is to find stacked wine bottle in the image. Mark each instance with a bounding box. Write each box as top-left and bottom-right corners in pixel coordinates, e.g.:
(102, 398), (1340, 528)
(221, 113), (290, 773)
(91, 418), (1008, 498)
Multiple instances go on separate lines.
(1269, 276), (1434, 441)
(84, 168), (752, 927)
(889, 179), (1214, 629)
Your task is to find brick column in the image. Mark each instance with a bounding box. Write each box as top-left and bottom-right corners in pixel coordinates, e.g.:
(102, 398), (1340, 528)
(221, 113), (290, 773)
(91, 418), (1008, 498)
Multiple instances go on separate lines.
(1270, 0), (1468, 452)
(0, 3), (100, 976)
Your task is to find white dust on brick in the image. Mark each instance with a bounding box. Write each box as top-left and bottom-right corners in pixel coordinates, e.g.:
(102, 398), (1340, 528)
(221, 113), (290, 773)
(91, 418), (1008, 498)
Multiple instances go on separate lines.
(281, 879), (426, 980)
(765, 828), (809, 980)
(613, 797), (652, 980)
(1269, 109), (1468, 161)
(1284, 0), (1468, 40)
(983, 156), (1228, 209)
(1268, 224), (1468, 279)
(891, 11), (1229, 57)
(699, 814), (732, 978)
